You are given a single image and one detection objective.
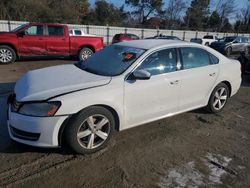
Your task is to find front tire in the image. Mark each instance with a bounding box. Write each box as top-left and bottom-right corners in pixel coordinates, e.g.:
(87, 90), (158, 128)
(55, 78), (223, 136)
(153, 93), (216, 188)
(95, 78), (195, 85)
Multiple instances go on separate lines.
(205, 83), (229, 113)
(0, 45), (16, 64)
(65, 106), (115, 154)
(78, 47), (93, 61)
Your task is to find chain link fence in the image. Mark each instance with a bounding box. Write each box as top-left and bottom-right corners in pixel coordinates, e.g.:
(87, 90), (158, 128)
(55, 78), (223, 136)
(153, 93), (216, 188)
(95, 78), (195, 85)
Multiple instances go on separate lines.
(0, 20), (249, 44)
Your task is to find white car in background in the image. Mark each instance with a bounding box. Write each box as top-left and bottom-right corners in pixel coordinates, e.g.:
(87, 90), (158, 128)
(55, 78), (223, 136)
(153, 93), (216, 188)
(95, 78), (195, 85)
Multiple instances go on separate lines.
(69, 28), (96, 37)
(202, 35), (218, 46)
(7, 40), (241, 154)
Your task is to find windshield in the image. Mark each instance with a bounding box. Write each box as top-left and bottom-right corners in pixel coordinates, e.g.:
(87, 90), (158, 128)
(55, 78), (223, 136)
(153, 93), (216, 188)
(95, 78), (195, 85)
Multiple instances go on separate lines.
(77, 45), (146, 76)
(11, 23), (29, 32)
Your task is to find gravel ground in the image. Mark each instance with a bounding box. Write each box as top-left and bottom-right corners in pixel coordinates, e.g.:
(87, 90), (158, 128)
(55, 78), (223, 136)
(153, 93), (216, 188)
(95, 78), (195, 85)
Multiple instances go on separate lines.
(0, 59), (250, 187)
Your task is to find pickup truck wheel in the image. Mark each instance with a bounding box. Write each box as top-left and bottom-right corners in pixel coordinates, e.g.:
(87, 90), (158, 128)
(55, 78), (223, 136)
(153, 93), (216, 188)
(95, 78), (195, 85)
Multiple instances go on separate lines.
(79, 47), (93, 61)
(65, 106), (115, 154)
(205, 42), (209, 46)
(0, 45), (16, 64)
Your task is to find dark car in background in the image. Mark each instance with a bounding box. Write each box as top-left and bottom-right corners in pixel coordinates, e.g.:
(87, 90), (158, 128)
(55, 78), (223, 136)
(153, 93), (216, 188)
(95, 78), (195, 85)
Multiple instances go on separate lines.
(238, 52), (250, 74)
(112, 33), (140, 44)
(210, 36), (250, 56)
(190, 38), (202, 44)
(146, 34), (181, 40)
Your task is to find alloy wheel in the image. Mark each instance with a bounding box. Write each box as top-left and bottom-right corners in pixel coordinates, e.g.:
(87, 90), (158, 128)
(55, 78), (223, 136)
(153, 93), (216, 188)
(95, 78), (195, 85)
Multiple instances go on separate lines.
(0, 48), (13, 63)
(77, 114), (110, 149)
(81, 50), (92, 60)
(212, 87), (228, 111)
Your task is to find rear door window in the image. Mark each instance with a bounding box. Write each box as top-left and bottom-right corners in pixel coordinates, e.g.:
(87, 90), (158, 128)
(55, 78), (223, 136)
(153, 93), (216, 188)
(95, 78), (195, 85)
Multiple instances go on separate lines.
(180, 48), (210, 69)
(48, 26), (64, 36)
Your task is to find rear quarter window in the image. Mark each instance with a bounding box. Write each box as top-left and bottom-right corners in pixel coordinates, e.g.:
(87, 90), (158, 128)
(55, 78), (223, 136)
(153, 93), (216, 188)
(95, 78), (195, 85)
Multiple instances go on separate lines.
(74, 30), (82, 35)
(209, 53), (219, 64)
(203, 35), (213, 39)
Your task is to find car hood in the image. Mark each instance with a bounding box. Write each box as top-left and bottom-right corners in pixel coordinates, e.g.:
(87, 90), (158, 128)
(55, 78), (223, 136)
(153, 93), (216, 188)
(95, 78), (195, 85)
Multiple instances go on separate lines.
(0, 32), (17, 37)
(15, 64), (111, 102)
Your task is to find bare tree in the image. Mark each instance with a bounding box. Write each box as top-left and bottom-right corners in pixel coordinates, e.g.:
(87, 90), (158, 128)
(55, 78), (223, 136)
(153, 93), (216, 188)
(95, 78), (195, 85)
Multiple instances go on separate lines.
(164, 0), (187, 29)
(215, 0), (238, 30)
(125, 0), (163, 24)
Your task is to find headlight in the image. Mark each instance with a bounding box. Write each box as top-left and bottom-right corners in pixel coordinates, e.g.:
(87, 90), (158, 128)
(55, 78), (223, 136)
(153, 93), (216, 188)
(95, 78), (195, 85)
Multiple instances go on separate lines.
(17, 101), (61, 117)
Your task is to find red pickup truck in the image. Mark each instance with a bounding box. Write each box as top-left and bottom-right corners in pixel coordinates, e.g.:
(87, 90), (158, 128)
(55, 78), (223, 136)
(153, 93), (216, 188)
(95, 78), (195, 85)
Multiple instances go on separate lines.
(0, 23), (104, 64)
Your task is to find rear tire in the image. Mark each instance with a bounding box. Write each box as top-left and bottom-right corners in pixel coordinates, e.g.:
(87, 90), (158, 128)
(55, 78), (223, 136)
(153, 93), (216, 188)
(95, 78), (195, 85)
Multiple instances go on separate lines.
(0, 45), (16, 64)
(205, 42), (209, 46)
(65, 106), (115, 154)
(205, 83), (229, 113)
(78, 47), (93, 61)
(226, 47), (232, 56)
(244, 47), (249, 55)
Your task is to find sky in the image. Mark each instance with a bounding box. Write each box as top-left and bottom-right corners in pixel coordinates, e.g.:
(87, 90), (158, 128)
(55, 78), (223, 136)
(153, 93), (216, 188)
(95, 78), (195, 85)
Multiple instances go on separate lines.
(88, 0), (250, 23)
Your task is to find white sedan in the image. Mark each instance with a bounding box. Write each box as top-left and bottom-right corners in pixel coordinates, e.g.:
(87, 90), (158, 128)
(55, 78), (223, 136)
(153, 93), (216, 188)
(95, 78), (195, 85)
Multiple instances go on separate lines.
(7, 40), (241, 154)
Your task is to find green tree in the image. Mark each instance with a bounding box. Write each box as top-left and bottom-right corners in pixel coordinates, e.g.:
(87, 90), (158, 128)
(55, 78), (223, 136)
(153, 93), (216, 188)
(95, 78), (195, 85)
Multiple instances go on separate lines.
(208, 11), (220, 31)
(85, 0), (127, 26)
(125, 0), (163, 24)
(184, 0), (210, 30)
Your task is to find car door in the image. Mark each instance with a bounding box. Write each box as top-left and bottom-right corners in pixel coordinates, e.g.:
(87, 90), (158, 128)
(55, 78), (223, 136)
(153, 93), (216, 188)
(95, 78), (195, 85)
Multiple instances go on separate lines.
(18, 24), (46, 56)
(45, 25), (69, 56)
(124, 48), (181, 128)
(178, 47), (219, 110)
(232, 37), (243, 52)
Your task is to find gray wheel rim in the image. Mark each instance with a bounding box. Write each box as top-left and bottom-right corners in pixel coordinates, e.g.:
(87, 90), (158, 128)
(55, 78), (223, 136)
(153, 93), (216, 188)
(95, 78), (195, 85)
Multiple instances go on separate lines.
(226, 48), (231, 56)
(77, 114), (110, 150)
(213, 87), (228, 110)
(0, 48), (12, 63)
(81, 50), (92, 60)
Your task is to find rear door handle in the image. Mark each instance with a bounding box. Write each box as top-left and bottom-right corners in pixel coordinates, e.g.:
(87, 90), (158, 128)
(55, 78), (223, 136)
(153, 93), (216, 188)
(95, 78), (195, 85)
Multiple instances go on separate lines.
(209, 73), (216, 77)
(170, 80), (179, 85)
(38, 38), (43, 40)
(62, 38), (66, 41)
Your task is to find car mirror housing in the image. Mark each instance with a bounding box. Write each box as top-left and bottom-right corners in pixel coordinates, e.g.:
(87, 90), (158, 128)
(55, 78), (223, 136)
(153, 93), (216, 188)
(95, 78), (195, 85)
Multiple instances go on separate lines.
(132, 70), (151, 80)
(17, 31), (25, 37)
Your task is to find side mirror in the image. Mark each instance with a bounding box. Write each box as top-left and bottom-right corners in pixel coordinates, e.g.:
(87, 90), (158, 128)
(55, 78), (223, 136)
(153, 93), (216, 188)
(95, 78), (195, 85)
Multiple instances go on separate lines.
(132, 70), (151, 80)
(17, 31), (25, 37)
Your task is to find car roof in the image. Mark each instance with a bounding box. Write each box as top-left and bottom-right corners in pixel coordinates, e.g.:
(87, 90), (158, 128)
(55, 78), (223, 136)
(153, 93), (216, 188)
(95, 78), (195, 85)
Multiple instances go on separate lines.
(115, 39), (188, 50)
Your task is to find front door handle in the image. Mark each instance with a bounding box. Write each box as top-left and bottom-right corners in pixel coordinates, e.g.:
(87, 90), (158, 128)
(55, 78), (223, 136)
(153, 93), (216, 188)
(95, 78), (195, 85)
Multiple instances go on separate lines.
(170, 80), (179, 85)
(209, 72), (216, 77)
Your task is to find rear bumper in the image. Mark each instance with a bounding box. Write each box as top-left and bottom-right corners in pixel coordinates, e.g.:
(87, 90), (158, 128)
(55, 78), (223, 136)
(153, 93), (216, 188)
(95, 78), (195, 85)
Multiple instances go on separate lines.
(7, 106), (68, 147)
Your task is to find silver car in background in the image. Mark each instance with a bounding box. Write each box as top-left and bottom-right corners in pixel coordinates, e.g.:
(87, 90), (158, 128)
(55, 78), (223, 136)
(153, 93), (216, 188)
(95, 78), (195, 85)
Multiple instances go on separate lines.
(210, 36), (250, 56)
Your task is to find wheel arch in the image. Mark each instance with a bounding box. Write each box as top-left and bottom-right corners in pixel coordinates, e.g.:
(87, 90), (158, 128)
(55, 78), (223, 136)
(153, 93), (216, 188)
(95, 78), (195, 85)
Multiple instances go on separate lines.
(221, 80), (232, 97)
(78, 45), (95, 53)
(58, 104), (121, 146)
(206, 80), (232, 105)
(0, 43), (18, 56)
